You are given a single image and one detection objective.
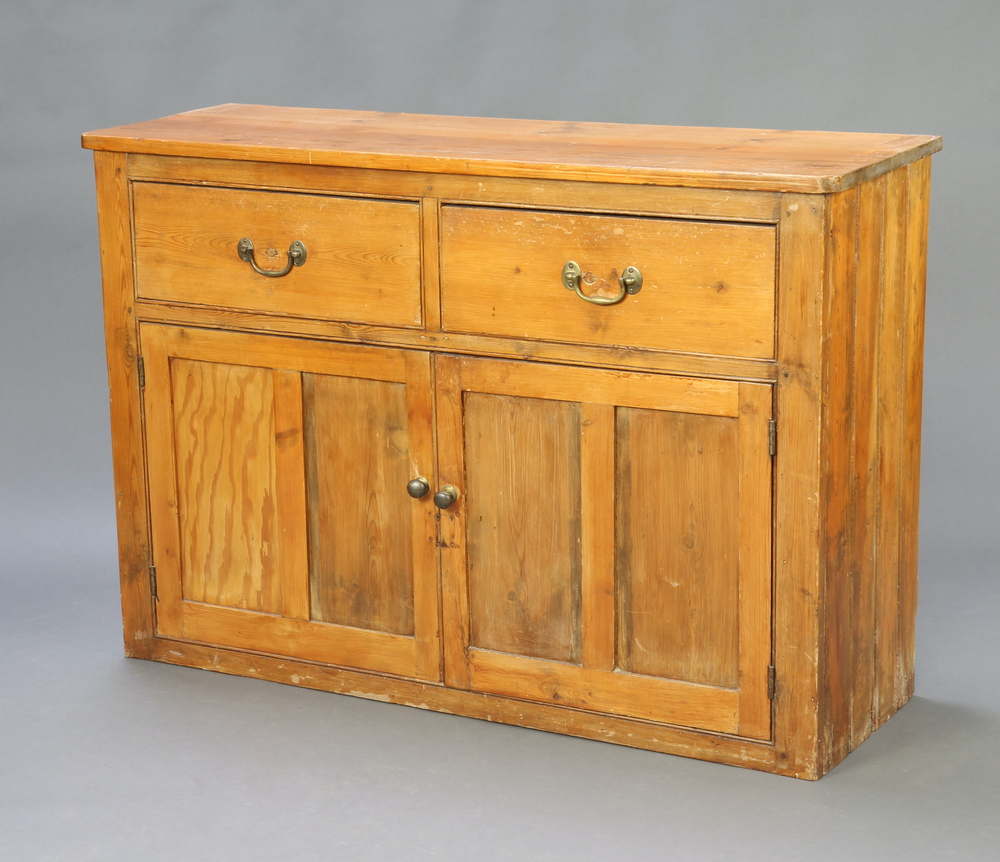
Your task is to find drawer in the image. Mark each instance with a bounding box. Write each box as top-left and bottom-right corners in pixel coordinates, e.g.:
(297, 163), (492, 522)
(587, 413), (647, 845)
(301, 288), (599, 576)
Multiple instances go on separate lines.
(132, 182), (422, 327)
(440, 206), (776, 359)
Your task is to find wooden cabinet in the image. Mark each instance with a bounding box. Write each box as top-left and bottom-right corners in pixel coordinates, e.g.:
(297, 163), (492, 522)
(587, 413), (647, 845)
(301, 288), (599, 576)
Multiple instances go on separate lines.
(83, 105), (940, 779)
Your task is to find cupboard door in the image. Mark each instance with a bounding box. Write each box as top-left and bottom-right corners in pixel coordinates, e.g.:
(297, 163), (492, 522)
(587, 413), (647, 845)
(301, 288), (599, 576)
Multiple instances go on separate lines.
(141, 324), (439, 680)
(437, 356), (772, 739)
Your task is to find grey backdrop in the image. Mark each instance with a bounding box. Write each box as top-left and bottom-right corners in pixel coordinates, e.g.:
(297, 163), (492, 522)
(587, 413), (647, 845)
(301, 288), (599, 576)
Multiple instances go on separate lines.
(2, 2), (998, 860)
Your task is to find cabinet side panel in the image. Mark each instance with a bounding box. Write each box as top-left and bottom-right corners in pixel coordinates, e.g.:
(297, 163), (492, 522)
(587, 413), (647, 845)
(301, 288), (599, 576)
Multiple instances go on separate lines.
(900, 157), (931, 704)
(820, 187), (859, 772)
(94, 152), (154, 656)
(773, 194), (826, 779)
(875, 167), (908, 726)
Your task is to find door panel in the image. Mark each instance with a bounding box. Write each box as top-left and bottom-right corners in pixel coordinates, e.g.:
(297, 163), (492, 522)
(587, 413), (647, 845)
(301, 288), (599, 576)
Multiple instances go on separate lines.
(465, 393), (583, 664)
(437, 354), (772, 738)
(616, 407), (740, 688)
(142, 323), (439, 680)
(171, 358), (281, 614)
(304, 373), (415, 635)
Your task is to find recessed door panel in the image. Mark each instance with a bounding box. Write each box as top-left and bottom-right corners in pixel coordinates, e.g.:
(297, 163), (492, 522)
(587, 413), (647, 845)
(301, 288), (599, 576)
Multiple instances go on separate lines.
(616, 407), (740, 688)
(465, 393), (582, 663)
(171, 358), (281, 614)
(304, 373), (415, 635)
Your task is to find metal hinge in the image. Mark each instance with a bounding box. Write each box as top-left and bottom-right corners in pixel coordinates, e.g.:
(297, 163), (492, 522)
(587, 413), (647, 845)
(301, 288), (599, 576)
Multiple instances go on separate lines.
(768, 419), (777, 457)
(767, 665), (776, 700)
(149, 564), (157, 600)
(137, 356), (146, 388)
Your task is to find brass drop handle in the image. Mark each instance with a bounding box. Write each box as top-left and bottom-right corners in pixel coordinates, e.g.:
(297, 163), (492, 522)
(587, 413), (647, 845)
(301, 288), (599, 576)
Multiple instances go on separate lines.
(562, 261), (643, 306)
(433, 485), (459, 509)
(237, 237), (307, 277)
(406, 478), (430, 498)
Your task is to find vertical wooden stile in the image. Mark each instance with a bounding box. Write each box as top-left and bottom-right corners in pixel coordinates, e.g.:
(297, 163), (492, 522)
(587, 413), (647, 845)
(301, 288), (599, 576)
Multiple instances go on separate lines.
(820, 187), (859, 771)
(580, 403), (615, 671)
(273, 369), (310, 621)
(875, 167), (909, 726)
(435, 356), (470, 689)
(737, 382), (774, 740)
(773, 194), (826, 778)
(137, 323), (182, 637)
(94, 152), (154, 656)
(851, 176), (886, 745)
(405, 351), (442, 681)
(900, 157), (932, 703)
(420, 197), (443, 331)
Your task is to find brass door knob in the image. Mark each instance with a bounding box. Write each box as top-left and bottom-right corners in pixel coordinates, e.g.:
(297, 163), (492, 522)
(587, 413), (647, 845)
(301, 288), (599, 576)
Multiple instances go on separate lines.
(433, 485), (458, 509)
(406, 478), (430, 498)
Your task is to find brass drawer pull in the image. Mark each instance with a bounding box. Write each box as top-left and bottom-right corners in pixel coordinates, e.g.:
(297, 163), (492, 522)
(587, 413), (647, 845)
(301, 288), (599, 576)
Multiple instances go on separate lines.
(562, 261), (642, 306)
(237, 237), (307, 278)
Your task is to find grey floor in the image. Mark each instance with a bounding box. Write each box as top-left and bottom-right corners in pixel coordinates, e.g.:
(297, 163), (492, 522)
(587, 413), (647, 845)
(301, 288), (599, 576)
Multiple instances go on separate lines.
(2, 534), (997, 861)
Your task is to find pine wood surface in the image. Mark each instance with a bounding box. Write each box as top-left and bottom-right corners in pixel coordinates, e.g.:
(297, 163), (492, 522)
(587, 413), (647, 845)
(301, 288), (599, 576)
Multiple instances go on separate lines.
(86, 108), (935, 779)
(132, 181), (422, 326)
(440, 205), (776, 359)
(440, 354), (772, 737)
(83, 104), (941, 193)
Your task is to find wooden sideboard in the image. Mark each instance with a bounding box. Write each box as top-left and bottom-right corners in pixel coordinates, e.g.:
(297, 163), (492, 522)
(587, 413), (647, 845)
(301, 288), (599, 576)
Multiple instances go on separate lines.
(83, 105), (939, 779)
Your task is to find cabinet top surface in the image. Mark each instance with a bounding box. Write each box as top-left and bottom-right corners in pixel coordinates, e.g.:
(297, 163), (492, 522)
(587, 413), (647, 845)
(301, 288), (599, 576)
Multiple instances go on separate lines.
(82, 103), (940, 193)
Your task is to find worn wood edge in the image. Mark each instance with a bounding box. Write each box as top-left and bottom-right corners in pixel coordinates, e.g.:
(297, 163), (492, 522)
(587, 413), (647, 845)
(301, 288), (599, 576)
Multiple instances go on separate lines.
(773, 193), (827, 779)
(824, 138), (942, 192)
(142, 637), (787, 774)
(899, 157), (931, 704)
(94, 152), (155, 658)
(125, 154), (783, 223)
(83, 131), (941, 194)
(131, 301), (778, 383)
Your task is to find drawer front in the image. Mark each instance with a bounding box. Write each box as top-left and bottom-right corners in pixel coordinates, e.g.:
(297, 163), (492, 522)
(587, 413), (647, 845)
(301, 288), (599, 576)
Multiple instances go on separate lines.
(133, 183), (422, 327)
(440, 206), (776, 359)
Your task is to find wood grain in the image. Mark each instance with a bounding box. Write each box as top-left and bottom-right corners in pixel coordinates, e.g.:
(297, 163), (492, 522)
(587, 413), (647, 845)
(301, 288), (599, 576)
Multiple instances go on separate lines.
(468, 650), (739, 734)
(459, 357), (740, 417)
(179, 602), (416, 677)
(615, 407), (740, 688)
(900, 157), (930, 705)
(132, 300), (780, 384)
(848, 176), (884, 746)
(736, 382), (774, 741)
(84, 104), (942, 193)
(820, 187), (859, 770)
(404, 351), (442, 682)
(465, 393), (582, 663)
(171, 358), (280, 612)
(304, 373), (415, 635)
(93, 152), (154, 656)
(875, 167), (908, 725)
(434, 356), (471, 689)
(132, 181), (422, 327)
(579, 403), (616, 671)
(127, 153), (784, 222)
(441, 206), (776, 359)
(773, 194), (826, 778)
